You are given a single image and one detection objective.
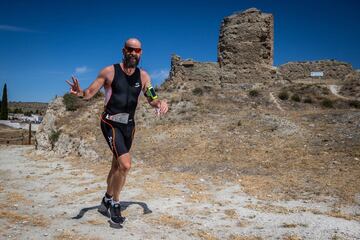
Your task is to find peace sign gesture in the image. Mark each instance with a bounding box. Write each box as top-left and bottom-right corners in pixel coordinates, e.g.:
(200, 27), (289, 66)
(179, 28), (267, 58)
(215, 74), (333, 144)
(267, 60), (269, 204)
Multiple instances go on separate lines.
(66, 75), (83, 97)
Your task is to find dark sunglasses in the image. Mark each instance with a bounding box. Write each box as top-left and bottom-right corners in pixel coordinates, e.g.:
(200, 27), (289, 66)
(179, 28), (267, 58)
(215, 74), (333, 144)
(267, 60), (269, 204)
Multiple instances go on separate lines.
(124, 46), (142, 54)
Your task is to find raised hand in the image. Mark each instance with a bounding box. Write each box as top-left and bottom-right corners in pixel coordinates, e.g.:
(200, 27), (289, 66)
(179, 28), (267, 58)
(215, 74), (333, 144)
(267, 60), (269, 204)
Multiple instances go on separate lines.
(66, 75), (83, 96)
(155, 99), (169, 116)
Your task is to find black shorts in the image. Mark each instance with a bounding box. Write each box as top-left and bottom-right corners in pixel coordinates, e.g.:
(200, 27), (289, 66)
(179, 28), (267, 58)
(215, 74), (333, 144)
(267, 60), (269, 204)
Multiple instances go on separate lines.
(100, 112), (135, 158)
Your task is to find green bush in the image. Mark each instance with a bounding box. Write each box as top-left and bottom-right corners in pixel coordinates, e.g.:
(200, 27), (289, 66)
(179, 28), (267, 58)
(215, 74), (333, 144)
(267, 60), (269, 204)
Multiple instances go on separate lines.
(278, 91), (289, 100)
(291, 94), (301, 102)
(348, 100), (360, 109)
(63, 93), (81, 111)
(24, 111), (33, 116)
(49, 129), (61, 150)
(93, 91), (104, 99)
(249, 89), (260, 97)
(321, 98), (334, 108)
(303, 97), (313, 104)
(192, 87), (203, 96)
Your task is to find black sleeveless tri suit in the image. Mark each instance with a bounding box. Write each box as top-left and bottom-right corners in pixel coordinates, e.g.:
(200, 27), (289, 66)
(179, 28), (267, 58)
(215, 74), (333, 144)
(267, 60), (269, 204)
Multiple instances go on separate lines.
(100, 64), (142, 158)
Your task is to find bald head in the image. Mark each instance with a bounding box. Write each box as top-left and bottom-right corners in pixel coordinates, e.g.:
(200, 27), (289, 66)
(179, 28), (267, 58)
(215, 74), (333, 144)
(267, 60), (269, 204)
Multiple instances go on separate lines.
(124, 38), (142, 49)
(122, 38), (142, 68)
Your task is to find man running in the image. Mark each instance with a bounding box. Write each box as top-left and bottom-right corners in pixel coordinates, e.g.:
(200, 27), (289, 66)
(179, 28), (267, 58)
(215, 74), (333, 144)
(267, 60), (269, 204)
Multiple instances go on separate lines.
(66, 38), (169, 224)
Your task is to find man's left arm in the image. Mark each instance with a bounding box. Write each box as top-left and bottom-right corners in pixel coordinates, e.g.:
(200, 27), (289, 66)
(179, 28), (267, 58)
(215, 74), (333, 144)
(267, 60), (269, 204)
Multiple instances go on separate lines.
(141, 70), (169, 115)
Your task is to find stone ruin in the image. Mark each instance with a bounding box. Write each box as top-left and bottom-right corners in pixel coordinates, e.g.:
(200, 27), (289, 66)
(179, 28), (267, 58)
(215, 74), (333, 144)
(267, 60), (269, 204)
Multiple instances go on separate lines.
(218, 8), (275, 86)
(278, 60), (354, 82)
(163, 8), (357, 90)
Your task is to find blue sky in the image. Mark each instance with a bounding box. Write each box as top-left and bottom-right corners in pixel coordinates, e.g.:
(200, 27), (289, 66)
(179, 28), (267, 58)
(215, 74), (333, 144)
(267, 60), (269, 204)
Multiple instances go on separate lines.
(1, 0), (359, 102)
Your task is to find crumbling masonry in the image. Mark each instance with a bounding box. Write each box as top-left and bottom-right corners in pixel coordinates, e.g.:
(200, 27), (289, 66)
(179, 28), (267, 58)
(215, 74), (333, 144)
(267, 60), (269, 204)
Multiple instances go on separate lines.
(163, 8), (355, 90)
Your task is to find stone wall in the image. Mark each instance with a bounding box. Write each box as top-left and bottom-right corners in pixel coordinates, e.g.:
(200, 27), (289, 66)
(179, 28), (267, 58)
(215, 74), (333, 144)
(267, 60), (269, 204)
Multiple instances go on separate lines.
(164, 8), (357, 89)
(278, 60), (354, 81)
(162, 55), (220, 91)
(217, 8), (274, 85)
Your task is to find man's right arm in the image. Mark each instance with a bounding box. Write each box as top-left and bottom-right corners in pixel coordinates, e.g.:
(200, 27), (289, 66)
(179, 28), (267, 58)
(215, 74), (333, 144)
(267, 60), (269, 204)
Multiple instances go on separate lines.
(81, 66), (112, 100)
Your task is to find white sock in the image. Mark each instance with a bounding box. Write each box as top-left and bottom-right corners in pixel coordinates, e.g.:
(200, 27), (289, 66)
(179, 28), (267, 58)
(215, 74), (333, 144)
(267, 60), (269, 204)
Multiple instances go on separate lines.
(104, 195), (112, 202)
(111, 199), (120, 206)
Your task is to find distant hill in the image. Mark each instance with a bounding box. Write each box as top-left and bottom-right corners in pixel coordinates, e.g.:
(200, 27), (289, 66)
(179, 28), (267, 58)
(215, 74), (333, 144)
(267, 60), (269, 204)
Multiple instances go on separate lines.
(8, 101), (48, 115)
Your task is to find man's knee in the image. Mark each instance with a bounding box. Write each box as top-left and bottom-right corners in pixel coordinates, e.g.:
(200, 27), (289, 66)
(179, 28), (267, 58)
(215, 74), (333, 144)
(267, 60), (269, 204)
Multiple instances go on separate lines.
(117, 154), (131, 172)
(119, 161), (131, 172)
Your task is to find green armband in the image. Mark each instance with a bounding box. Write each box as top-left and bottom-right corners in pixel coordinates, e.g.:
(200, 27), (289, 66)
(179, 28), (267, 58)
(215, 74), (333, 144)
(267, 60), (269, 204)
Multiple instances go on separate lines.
(145, 86), (158, 100)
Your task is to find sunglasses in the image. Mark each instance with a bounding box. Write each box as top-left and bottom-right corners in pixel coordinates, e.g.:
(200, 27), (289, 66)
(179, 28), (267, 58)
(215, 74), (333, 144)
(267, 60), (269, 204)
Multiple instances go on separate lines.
(124, 46), (142, 54)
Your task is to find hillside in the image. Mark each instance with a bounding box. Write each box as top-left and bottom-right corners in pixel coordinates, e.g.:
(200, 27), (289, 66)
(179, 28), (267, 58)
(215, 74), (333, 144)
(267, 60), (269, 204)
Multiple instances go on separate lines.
(31, 8), (360, 239)
(34, 78), (360, 206)
(8, 101), (48, 115)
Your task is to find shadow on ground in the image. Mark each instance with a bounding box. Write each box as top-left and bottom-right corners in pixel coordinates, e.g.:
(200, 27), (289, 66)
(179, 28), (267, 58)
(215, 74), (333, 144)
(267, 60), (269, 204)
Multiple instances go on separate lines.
(72, 200), (153, 220)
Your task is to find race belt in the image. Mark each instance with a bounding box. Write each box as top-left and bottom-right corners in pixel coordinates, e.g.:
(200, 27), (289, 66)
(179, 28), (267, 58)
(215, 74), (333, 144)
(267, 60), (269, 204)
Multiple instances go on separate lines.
(105, 113), (130, 124)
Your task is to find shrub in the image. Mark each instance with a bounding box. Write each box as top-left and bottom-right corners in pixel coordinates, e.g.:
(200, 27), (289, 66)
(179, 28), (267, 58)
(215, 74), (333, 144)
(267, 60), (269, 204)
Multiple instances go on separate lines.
(303, 97), (313, 104)
(291, 94), (301, 102)
(321, 98), (334, 108)
(49, 129), (61, 150)
(237, 120), (242, 126)
(24, 111), (33, 116)
(93, 91), (104, 99)
(63, 93), (81, 111)
(192, 87), (203, 96)
(278, 91), (289, 100)
(348, 100), (360, 109)
(249, 89), (260, 97)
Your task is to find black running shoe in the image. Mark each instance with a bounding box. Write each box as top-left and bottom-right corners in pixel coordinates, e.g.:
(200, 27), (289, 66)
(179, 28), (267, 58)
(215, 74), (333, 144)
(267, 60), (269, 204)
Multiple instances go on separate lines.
(98, 197), (111, 217)
(109, 202), (126, 224)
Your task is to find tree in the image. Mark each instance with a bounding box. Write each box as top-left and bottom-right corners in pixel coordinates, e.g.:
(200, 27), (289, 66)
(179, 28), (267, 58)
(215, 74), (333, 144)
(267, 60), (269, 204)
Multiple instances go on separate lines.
(0, 83), (8, 120)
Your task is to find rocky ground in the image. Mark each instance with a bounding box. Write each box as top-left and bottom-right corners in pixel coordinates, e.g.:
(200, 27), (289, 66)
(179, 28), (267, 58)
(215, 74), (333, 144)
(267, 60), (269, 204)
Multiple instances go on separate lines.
(0, 145), (360, 240)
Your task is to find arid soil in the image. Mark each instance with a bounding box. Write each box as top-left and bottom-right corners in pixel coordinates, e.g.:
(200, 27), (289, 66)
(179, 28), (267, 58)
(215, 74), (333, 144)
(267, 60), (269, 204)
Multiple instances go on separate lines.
(0, 145), (359, 240)
(0, 124), (30, 145)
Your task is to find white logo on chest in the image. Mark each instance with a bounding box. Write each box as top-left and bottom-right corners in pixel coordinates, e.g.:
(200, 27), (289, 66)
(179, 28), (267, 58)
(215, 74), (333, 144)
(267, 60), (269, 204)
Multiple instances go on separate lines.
(134, 82), (140, 88)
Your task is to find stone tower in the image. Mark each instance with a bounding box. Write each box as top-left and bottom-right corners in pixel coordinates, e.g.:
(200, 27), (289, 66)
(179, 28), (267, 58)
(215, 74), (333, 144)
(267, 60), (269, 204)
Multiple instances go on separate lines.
(218, 8), (274, 86)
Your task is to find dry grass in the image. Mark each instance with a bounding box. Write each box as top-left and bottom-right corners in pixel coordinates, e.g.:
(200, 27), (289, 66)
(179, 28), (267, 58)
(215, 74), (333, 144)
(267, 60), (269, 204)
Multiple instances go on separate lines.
(147, 214), (189, 229)
(244, 203), (294, 214)
(188, 192), (212, 203)
(224, 209), (238, 219)
(5, 191), (33, 205)
(326, 210), (360, 221)
(229, 235), (262, 240)
(282, 235), (302, 240)
(237, 219), (252, 227)
(54, 230), (102, 240)
(195, 230), (219, 240)
(59, 185), (103, 204)
(0, 126), (29, 145)
(0, 210), (48, 227)
(86, 219), (104, 225)
(281, 223), (298, 228)
(132, 105), (360, 205)
(331, 234), (348, 240)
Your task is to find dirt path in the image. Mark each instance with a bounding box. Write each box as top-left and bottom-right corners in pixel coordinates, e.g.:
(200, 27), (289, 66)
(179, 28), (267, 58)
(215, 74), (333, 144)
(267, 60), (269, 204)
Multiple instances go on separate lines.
(269, 92), (284, 112)
(328, 85), (351, 100)
(1, 145), (359, 239)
